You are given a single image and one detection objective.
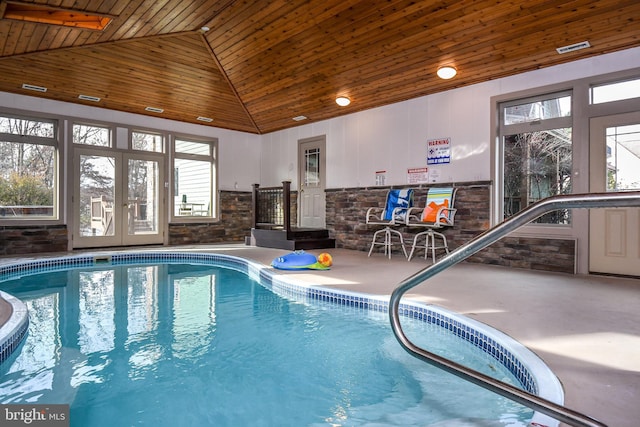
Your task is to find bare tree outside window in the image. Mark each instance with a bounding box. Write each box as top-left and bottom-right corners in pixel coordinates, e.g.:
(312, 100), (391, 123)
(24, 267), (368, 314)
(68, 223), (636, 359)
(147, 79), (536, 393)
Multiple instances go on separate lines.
(73, 124), (110, 147)
(500, 92), (572, 225)
(73, 124), (115, 235)
(0, 116), (56, 217)
(503, 128), (572, 224)
(132, 131), (163, 152)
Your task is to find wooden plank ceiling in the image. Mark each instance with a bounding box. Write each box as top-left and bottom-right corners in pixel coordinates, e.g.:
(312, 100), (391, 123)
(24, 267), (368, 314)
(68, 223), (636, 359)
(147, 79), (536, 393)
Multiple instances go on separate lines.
(0, 0), (638, 135)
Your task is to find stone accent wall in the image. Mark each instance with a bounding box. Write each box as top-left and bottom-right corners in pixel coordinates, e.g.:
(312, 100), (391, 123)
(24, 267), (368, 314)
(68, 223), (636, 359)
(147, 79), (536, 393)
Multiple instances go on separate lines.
(469, 236), (575, 273)
(0, 186), (575, 273)
(0, 225), (68, 255)
(326, 183), (490, 252)
(168, 190), (253, 245)
(326, 182), (575, 274)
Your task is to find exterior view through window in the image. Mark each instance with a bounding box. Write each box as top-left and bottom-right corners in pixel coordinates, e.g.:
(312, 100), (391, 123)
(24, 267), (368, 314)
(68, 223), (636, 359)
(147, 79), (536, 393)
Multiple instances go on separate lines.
(73, 124), (114, 236)
(591, 77), (640, 104)
(500, 93), (572, 224)
(132, 130), (163, 152)
(73, 124), (111, 147)
(605, 124), (640, 191)
(0, 114), (57, 219)
(173, 137), (216, 218)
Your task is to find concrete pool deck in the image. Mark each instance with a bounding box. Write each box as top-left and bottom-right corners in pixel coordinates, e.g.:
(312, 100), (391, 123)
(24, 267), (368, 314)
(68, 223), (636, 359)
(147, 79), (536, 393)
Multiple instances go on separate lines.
(0, 244), (638, 427)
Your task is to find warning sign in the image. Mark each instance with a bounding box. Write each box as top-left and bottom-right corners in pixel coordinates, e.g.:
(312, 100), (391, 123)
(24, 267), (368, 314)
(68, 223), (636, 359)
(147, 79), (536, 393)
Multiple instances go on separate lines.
(427, 138), (451, 165)
(407, 167), (428, 184)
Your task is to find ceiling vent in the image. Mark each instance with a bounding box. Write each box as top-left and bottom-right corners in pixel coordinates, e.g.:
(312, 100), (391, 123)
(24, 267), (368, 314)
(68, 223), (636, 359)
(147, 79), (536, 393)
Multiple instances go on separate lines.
(22, 83), (47, 92)
(197, 116), (213, 122)
(79, 94), (101, 102)
(556, 41), (591, 54)
(145, 106), (164, 113)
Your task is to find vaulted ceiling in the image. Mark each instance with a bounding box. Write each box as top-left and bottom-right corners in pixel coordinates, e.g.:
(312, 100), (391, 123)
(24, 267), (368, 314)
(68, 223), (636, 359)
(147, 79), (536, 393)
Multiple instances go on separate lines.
(0, 0), (639, 135)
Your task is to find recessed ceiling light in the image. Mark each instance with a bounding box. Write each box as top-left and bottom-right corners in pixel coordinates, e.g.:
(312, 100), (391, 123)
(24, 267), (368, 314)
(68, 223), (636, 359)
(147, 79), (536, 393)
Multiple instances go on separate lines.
(336, 96), (351, 107)
(436, 66), (457, 79)
(292, 115), (307, 121)
(145, 106), (164, 113)
(197, 116), (213, 122)
(79, 94), (101, 102)
(200, 26), (210, 33)
(22, 83), (47, 92)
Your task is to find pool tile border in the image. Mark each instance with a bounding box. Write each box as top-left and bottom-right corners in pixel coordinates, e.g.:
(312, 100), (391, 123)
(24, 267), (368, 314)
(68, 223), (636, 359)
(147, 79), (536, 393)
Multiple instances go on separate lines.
(0, 251), (562, 427)
(259, 266), (541, 392)
(0, 291), (28, 365)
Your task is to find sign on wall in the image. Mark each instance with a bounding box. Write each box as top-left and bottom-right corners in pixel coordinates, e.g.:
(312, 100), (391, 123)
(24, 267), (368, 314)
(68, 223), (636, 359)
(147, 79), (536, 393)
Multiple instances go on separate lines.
(407, 167), (429, 184)
(427, 137), (451, 165)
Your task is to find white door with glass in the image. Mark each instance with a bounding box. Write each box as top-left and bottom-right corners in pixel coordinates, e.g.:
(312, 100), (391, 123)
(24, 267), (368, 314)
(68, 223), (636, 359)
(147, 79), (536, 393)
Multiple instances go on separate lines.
(589, 112), (640, 276)
(298, 136), (326, 228)
(74, 147), (164, 248)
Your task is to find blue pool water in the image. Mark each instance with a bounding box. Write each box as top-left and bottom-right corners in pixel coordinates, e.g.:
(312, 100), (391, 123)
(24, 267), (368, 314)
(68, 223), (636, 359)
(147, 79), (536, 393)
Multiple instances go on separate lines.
(0, 260), (533, 426)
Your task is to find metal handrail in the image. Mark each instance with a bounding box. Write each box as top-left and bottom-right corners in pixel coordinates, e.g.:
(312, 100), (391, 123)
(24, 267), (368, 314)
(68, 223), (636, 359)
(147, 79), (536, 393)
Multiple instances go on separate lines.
(389, 191), (640, 427)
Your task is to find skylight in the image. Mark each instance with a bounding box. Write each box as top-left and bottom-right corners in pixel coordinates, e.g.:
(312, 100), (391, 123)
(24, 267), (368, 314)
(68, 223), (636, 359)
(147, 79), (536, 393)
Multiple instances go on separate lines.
(2, 3), (112, 31)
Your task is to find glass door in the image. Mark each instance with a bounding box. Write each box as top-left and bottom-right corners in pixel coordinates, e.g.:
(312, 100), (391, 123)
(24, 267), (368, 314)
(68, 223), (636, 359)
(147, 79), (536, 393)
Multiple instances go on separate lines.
(589, 112), (640, 276)
(74, 149), (120, 247)
(74, 148), (164, 248)
(123, 155), (161, 245)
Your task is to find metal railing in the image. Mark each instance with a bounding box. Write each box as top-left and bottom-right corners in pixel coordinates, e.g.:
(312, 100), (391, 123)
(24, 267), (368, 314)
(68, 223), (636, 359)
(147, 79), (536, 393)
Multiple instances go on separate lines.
(389, 191), (640, 427)
(252, 181), (292, 234)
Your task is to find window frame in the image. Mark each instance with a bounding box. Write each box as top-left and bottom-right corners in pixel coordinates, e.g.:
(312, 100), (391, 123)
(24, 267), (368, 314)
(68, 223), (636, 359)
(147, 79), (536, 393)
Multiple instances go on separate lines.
(130, 129), (165, 153)
(491, 66), (640, 251)
(72, 122), (113, 148)
(590, 76), (640, 105)
(497, 90), (574, 230)
(0, 110), (62, 225)
(170, 134), (218, 222)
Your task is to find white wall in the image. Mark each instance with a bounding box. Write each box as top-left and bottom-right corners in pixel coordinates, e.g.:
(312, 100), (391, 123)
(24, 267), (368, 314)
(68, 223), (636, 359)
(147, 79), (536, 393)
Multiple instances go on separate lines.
(0, 92), (262, 192)
(262, 46), (640, 189)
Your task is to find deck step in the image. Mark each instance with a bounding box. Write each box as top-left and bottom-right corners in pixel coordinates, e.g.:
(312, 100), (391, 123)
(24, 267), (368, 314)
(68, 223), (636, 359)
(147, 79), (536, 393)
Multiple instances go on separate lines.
(249, 228), (335, 250)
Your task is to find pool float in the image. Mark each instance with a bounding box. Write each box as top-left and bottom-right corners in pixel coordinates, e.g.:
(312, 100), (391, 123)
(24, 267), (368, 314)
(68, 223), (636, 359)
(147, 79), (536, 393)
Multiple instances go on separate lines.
(271, 250), (331, 270)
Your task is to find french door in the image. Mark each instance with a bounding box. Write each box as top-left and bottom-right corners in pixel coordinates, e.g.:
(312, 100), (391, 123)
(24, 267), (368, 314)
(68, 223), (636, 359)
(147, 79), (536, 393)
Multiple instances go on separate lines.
(589, 112), (640, 276)
(73, 147), (164, 248)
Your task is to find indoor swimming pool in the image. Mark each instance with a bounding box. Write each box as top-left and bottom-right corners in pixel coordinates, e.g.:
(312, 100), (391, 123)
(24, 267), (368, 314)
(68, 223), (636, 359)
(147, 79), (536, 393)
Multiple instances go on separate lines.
(0, 252), (561, 426)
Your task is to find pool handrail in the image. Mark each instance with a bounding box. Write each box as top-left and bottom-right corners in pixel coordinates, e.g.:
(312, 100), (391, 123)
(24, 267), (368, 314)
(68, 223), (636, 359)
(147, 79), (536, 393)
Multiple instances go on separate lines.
(389, 191), (640, 427)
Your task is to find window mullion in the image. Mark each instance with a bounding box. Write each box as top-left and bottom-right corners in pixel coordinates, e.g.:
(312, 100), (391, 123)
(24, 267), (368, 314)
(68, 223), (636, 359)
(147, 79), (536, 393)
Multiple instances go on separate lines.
(501, 116), (572, 135)
(0, 133), (57, 146)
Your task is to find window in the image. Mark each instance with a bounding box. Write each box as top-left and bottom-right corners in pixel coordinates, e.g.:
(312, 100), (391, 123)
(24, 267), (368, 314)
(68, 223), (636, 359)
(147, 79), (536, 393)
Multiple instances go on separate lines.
(173, 137), (217, 219)
(0, 114), (58, 219)
(304, 148), (321, 187)
(132, 130), (163, 152)
(499, 92), (573, 224)
(73, 123), (111, 146)
(503, 95), (571, 124)
(591, 77), (640, 104)
(605, 124), (640, 191)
